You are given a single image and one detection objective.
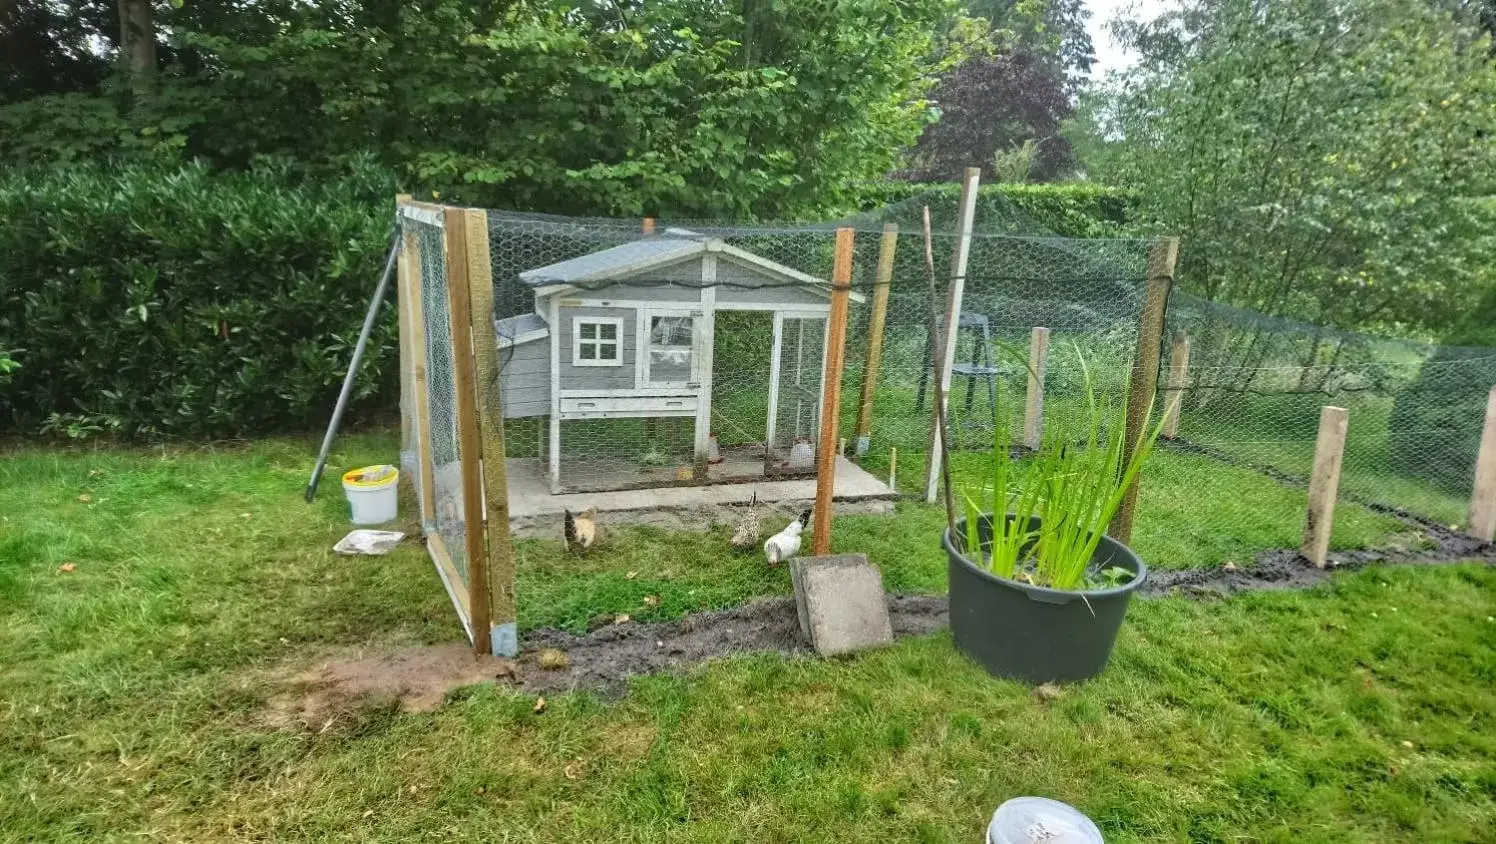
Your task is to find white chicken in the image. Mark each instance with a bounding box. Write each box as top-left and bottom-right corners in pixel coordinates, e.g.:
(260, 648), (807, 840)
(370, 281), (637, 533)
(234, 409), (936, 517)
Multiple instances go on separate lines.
(763, 508), (811, 566)
(729, 491), (760, 551)
(564, 506), (597, 554)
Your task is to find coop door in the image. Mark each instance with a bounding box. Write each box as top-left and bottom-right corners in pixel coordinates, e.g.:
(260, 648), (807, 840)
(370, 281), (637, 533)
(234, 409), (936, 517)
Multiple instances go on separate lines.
(765, 313), (826, 476)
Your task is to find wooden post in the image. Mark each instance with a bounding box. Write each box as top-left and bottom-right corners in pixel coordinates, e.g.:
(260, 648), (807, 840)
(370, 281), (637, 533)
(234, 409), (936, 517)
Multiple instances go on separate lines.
(1163, 330), (1191, 440)
(1302, 405), (1349, 568)
(1109, 237), (1178, 543)
(443, 207), (493, 654)
(402, 209), (438, 526)
(853, 223), (898, 455)
(395, 194), (414, 492)
(811, 227), (856, 556)
(1467, 386), (1496, 542)
(924, 167), (982, 503)
(642, 217), (656, 235)
(1023, 327), (1050, 451)
(462, 208), (518, 656)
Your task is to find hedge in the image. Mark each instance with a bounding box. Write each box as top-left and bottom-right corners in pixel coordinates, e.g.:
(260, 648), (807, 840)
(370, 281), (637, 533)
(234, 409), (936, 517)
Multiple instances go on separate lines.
(858, 181), (1138, 239)
(0, 164), (1132, 439)
(0, 161), (395, 438)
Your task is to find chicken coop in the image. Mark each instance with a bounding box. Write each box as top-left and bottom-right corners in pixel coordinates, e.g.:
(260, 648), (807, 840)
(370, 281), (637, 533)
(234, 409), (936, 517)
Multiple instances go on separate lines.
(394, 185), (1163, 658)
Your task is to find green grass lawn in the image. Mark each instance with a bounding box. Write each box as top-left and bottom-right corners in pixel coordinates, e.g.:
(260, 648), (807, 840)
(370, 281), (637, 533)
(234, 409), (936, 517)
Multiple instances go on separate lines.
(4, 434), (1491, 841)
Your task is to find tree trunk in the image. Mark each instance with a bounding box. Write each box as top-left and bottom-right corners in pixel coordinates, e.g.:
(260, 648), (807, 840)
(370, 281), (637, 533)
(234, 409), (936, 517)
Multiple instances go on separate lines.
(117, 0), (156, 95)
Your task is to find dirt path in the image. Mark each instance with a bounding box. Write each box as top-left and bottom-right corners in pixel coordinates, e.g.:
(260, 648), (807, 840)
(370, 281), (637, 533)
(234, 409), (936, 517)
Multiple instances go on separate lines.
(265, 518), (1492, 725)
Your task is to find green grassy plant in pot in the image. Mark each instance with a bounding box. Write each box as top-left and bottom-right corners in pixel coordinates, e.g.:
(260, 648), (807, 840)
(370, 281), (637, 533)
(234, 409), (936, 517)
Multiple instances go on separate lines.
(941, 347), (1164, 683)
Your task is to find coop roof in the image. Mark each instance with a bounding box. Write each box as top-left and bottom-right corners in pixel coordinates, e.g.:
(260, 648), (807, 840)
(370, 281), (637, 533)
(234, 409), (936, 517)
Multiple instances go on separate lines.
(518, 234), (863, 302)
(495, 312), (549, 348)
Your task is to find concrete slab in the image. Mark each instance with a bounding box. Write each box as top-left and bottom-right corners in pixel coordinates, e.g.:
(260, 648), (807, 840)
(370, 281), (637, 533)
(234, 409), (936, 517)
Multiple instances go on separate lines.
(505, 455), (897, 537)
(790, 554), (894, 656)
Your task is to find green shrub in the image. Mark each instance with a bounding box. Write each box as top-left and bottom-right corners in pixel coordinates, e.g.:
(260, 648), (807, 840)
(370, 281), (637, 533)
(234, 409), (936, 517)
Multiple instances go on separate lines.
(0, 160), (395, 438)
(1387, 290), (1496, 493)
(858, 182), (1137, 238)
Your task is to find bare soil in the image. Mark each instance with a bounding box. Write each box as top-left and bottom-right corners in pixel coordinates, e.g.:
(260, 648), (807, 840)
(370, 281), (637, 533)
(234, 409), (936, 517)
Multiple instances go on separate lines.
(262, 515), (1491, 726)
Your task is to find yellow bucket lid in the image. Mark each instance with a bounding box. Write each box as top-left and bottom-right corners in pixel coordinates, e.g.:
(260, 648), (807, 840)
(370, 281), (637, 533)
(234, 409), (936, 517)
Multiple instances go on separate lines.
(342, 465), (399, 488)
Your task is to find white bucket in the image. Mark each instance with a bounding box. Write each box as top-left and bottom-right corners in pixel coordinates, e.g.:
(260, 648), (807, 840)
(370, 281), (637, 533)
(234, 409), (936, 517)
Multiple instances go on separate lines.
(342, 465), (399, 525)
(988, 797), (1104, 844)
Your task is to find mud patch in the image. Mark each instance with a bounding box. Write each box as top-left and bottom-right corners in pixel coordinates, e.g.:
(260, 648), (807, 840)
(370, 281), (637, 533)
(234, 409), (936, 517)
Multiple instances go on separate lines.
(261, 595), (948, 724)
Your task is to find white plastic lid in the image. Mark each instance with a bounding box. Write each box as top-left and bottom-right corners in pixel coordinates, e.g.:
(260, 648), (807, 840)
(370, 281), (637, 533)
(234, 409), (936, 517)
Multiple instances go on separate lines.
(988, 797), (1104, 844)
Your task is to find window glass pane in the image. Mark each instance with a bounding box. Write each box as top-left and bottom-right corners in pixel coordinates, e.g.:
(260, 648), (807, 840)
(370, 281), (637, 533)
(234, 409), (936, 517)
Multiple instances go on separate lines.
(599, 343), (617, 361)
(579, 343), (596, 360)
(598, 322), (617, 340)
(580, 323), (596, 339)
(648, 315), (693, 384)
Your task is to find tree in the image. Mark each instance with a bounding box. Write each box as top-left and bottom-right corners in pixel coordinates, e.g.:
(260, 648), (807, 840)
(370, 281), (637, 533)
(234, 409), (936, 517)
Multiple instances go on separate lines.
(1081, 0), (1496, 337)
(116, 0), (156, 92)
(0, 0), (964, 219)
(905, 49), (1076, 182)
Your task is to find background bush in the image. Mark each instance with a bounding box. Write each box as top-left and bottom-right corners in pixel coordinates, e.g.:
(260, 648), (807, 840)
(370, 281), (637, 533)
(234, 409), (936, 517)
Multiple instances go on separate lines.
(858, 182), (1136, 238)
(0, 161), (1129, 439)
(0, 160), (394, 438)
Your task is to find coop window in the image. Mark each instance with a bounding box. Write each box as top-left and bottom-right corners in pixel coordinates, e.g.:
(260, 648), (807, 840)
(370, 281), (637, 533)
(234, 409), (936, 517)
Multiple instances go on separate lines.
(572, 317), (623, 366)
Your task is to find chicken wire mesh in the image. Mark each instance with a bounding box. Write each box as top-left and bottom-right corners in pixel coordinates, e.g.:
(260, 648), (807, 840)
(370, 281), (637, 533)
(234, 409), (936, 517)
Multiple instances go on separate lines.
(406, 215), (474, 632)
(1164, 294), (1496, 533)
(398, 189), (1495, 637)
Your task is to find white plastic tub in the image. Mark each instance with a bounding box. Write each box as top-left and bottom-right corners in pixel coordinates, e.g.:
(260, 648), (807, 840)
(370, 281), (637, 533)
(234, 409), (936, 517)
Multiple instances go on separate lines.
(342, 465), (399, 525)
(989, 797), (1103, 844)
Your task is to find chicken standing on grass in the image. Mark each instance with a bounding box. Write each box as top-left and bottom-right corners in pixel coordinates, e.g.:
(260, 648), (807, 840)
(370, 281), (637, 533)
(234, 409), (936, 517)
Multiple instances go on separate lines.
(564, 506), (597, 554)
(729, 492), (761, 550)
(763, 508), (812, 566)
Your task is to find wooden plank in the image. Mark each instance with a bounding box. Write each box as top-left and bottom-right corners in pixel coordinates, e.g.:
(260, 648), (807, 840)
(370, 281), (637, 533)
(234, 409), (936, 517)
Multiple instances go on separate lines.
(395, 194), (414, 493)
(443, 207), (492, 655)
(547, 295), (562, 494)
(1163, 330), (1191, 439)
(406, 218), (438, 525)
(1302, 405), (1349, 568)
(1467, 386), (1496, 541)
(1109, 237), (1178, 543)
(462, 208), (518, 656)
(694, 256), (718, 479)
(924, 167), (982, 503)
(811, 227), (856, 556)
(853, 223), (898, 455)
(427, 532), (472, 631)
(1023, 326), (1050, 451)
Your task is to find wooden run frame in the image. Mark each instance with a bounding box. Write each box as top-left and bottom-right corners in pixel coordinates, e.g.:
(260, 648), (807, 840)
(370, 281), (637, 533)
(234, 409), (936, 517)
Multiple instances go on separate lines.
(810, 227), (856, 556)
(398, 198), (518, 656)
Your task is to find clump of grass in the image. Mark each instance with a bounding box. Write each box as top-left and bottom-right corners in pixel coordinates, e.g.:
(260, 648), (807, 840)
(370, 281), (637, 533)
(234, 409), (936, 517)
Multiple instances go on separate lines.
(961, 344), (1166, 590)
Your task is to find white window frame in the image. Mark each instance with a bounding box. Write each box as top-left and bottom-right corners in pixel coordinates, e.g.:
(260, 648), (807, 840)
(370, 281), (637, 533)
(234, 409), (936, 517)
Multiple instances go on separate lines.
(638, 308), (701, 389)
(572, 316), (624, 367)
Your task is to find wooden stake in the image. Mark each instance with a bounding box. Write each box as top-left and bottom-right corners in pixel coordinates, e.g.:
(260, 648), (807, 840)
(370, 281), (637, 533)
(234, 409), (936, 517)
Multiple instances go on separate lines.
(811, 227), (856, 556)
(1023, 327), (1050, 451)
(1467, 386), (1496, 542)
(924, 167), (982, 503)
(462, 208), (518, 656)
(921, 207), (957, 533)
(403, 211), (437, 526)
(444, 207), (492, 654)
(1163, 330), (1191, 439)
(642, 217), (656, 235)
(1109, 237), (1178, 544)
(888, 447), (897, 491)
(1303, 405), (1349, 568)
(853, 223), (898, 455)
(394, 194), (414, 494)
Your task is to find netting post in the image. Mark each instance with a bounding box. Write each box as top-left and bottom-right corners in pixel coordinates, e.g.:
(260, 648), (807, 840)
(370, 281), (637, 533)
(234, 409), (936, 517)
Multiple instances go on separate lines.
(463, 208), (518, 656)
(443, 207), (493, 654)
(924, 167), (982, 503)
(854, 223), (898, 456)
(1109, 236), (1177, 544)
(402, 205), (437, 527)
(1303, 405), (1348, 568)
(1023, 327), (1050, 451)
(395, 194), (414, 493)
(1466, 386), (1496, 542)
(811, 227), (856, 556)
(1162, 330), (1191, 440)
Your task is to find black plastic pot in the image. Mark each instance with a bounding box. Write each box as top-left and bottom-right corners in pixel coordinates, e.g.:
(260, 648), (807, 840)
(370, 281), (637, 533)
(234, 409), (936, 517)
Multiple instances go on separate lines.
(942, 514), (1147, 683)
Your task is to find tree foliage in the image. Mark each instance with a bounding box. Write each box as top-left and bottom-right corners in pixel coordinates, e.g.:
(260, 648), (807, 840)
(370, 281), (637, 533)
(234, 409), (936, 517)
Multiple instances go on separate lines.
(0, 0), (961, 220)
(1080, 0), (1496, 334)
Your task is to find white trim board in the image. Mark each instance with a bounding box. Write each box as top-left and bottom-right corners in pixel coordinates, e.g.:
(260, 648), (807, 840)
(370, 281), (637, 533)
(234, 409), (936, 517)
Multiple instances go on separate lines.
(571, 316), (625, 366)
